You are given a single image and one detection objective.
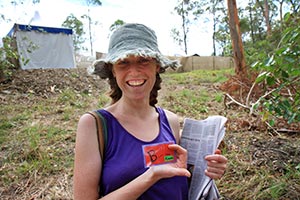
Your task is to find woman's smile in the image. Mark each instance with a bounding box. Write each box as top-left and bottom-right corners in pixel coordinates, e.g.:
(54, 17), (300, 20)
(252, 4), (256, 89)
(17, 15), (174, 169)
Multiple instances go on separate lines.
(127, 79), (146, 87)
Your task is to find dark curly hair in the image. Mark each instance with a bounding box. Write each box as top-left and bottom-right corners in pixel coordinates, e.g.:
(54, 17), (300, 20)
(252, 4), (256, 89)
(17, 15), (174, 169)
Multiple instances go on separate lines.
(101, 64), (162, 106)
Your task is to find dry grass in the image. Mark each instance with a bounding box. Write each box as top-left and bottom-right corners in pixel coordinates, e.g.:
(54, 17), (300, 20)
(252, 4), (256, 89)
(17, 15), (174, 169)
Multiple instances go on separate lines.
(0, 68), (299, 199)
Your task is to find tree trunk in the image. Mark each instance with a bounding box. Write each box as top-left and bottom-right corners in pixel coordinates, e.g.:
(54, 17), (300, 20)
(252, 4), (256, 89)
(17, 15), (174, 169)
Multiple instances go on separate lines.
(279, 0), (284, 29)
(264, 0), (271, 36)
(181, 1), (188, 55)
(213, 22), (216, 56)
(248, 1), (255, 44)
(227, 0), (247, 77)
(212, 1), (216, 56)
(88, 8), (93, 56)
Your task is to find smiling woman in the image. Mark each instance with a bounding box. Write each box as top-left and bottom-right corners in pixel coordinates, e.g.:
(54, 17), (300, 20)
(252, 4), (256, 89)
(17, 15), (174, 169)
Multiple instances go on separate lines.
(73, 23), (227, 200)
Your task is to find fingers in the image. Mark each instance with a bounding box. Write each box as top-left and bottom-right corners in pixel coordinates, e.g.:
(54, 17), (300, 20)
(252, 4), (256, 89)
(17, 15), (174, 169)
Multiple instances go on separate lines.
(150, 161), (191, 179)
(204, 154), (227, 180)
(214, 149), (221, 155)
(205, 168), (224, 179)
(172, 168), (191, 178)
(168, 144), (187, 155)
(205, 162), (226, 179)
(167, 145), (227, 180)
(205, 154), (227, 163)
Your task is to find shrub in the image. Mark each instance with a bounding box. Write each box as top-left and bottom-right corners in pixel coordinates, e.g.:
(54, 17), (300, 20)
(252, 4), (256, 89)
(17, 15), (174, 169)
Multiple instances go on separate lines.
(252, 13), (300, 124)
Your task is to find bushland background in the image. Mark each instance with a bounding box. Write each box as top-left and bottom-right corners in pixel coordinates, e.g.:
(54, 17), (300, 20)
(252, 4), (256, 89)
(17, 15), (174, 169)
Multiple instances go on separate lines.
(1, 66), (299, 199)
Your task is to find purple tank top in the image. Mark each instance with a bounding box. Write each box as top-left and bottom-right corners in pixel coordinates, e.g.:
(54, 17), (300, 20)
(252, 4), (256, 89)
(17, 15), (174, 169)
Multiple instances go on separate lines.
(98, 107), (188, 200)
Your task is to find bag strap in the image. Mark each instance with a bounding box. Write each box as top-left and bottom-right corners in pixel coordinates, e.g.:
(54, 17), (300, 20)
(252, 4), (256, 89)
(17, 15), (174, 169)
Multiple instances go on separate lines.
(87, 110), (107, 161)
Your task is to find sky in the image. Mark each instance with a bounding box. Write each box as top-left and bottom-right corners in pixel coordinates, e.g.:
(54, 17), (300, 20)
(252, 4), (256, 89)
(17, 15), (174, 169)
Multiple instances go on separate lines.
(0, 0), (234, 56)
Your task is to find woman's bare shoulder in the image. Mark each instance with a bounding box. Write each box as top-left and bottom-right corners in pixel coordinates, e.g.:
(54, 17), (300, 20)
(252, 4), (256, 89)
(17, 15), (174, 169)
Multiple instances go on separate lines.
(163, 109), (178, 122)
(162, 109), (180, 142)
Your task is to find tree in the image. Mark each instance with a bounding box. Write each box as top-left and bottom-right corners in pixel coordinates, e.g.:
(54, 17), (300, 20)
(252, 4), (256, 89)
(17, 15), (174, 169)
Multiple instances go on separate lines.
(222, 1), (300, 126)
(205, 0), (226, 56)
(82, 0), (102, 56)
(174, 0), (228, 56)
(109, 19), (125, 32)
(252, 12), (300, 124)
(10, 0), (40, 5)
(288, 0), (300, 13)
(62, 14), (86, 53)
(256, 0), (272, 37)
(0, 0), (40, 82)
(264, 0), (271, 36)
(173, 0), (190, 55)
(172, 0), (203, 55)
(227, 0), (247, 77)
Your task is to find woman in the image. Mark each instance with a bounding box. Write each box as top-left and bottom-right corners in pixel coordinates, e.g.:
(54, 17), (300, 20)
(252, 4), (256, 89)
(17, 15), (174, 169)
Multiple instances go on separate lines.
(73, 23), (227, 200)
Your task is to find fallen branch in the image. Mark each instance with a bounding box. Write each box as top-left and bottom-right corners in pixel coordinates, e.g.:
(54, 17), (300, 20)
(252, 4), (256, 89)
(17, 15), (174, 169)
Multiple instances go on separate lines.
(246, 79), (256, 107)
(264, 121), (281, 136)
(249, 87), (278, 115)
(225, 93), (250, 110)
(224, 93), (283, 136)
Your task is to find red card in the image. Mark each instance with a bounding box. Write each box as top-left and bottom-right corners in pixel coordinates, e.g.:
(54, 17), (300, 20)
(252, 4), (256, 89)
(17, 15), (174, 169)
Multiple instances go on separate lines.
(142, 142), (176, 168)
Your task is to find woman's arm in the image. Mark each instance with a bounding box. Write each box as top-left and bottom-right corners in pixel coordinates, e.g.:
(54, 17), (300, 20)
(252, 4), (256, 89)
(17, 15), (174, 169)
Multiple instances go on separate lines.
(73, 114), (190, 200)
(73, 114), (101, 199)
(101, 144), (190, 200)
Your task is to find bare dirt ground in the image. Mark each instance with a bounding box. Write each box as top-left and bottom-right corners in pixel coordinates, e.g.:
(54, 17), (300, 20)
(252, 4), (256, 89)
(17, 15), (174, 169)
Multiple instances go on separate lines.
(1, 68), (299, 199)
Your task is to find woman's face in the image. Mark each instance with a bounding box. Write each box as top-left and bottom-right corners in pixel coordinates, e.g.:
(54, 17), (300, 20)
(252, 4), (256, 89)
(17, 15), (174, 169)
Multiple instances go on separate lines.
(112, 55), (160, 102)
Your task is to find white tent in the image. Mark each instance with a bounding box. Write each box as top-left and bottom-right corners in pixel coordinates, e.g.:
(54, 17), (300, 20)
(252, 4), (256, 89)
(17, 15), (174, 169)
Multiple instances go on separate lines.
(7, 23), (75, 69)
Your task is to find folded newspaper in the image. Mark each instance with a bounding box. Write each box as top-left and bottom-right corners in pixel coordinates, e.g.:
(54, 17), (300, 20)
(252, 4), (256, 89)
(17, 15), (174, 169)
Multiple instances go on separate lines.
(180, 115), (227, 200)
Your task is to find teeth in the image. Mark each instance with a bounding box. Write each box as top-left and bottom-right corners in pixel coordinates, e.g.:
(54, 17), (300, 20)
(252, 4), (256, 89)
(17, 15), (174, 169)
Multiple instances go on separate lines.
(128, 80), (144, 86)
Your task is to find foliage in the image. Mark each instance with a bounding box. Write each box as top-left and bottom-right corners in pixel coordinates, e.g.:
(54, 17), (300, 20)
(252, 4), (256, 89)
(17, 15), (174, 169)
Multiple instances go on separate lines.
(0, 37), (19, 82)
(172, 0), (204, 54)
(109, 19), (126, 33)
(0, 36), (36, 82)
(62, 14), (86, 52)
(205, 0), (227, 56)
(9, 0), (40, 6)
(251, 13), (300, 124)
(84, 0), (102, 6)
(0, 33), (39, 83)
(82, 0), (102, 56)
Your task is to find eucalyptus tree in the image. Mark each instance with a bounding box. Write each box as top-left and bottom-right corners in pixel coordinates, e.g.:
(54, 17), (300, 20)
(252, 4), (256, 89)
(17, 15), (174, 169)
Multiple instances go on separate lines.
(255, 0), (278, 37)
(205, 0), (226, 56)
(62, 14), (86, 53)
(227, 0), (247, 77)
(82, 0), (102, 56)
(109, 19), (126, 32)
(173, 0), (229, 56)
(288, 0), (300, 13)
(172, 0), (204, 55)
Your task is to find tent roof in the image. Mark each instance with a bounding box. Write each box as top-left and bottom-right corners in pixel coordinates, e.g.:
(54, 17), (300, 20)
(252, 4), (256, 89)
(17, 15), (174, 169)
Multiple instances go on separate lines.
(7, 23), (73, 37)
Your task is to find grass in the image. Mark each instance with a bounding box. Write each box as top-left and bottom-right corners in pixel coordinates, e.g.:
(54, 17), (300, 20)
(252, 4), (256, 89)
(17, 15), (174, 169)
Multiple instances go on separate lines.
(0, 90), (84, 198)
(163, 68), (233, 85)
(1, 68), (299, 199)
(160, 69), (231, 119)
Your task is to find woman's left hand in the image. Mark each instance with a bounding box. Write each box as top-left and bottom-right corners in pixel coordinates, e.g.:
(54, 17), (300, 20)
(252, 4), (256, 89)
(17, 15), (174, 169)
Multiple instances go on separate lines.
(204, 149), (227, 179)
(149, 144), (191, 180)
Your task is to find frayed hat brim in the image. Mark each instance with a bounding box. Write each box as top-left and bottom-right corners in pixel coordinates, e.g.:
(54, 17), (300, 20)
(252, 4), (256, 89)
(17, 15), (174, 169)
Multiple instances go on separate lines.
(88, 23), (180, 78)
